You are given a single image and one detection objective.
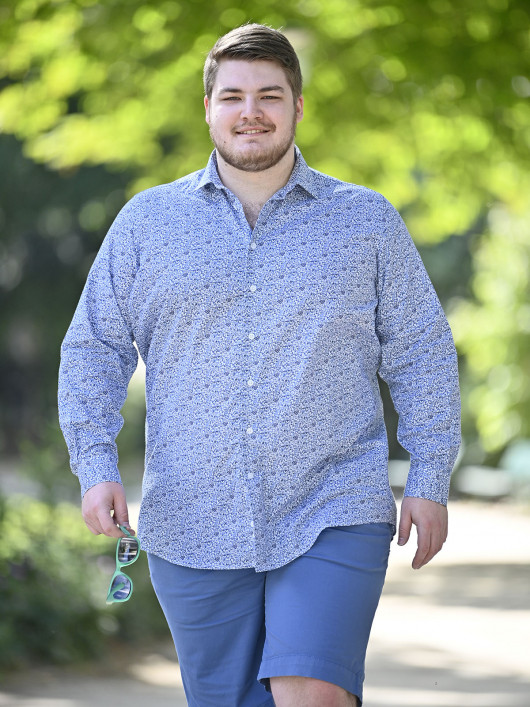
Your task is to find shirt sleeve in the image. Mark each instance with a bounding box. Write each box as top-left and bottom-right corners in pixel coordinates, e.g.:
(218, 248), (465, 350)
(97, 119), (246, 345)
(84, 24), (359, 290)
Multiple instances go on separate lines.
(58, 197), (140, 497)
(375, 196), (461, 505)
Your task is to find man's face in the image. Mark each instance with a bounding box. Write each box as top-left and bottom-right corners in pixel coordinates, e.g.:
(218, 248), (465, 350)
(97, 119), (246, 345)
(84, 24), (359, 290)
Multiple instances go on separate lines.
(204, 59), (304, 173)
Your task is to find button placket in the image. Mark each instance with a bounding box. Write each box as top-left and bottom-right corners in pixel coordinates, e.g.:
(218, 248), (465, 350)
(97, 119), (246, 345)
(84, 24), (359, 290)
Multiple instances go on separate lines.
(245, 235), (259, 439)
(244, 230), (261, 537)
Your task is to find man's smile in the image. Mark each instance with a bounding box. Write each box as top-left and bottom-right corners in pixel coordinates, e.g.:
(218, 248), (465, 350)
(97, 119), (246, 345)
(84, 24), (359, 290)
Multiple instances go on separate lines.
(234, 125), (273, 135)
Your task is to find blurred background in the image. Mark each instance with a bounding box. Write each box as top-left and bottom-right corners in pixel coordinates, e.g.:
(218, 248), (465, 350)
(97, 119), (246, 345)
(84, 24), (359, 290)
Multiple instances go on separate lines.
(0, 0), (529, 701)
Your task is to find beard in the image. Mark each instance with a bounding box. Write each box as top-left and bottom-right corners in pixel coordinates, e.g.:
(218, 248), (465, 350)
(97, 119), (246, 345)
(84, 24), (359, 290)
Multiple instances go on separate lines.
(209, 114), (297, 173)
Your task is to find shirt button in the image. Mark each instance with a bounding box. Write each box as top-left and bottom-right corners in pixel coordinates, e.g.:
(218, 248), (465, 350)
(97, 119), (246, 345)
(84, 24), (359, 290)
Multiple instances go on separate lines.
(250, 520), (255, 528)
(249, 285), (257, 292)
(250, 242), (257, 250)
(248, 332), (255, 340)
(246, 427), (253, 435)
(247, 472), (254, 480)
(247, 378), (254, 387)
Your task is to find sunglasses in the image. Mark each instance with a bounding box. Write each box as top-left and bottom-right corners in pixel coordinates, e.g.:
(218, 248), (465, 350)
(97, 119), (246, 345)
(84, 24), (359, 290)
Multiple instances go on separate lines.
(106, 525), (141, 605)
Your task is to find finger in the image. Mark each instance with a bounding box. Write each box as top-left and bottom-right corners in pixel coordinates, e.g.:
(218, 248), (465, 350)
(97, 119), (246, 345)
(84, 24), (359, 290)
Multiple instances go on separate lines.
(97, 510), (124, 538)
(414, 513), (448, 569)
(413, 523), (447, 569)
(412, 521), (433, 569)
(397, 507), (412, 546)
(416, 532), (446, 569)
(82, 505), (112, 536)
(81, 482), (129, 538)
(82, 509), (104, 535)
(85, 519), (102, 536)
(83, 506), (120, 537)
(112, 492), (131, 530)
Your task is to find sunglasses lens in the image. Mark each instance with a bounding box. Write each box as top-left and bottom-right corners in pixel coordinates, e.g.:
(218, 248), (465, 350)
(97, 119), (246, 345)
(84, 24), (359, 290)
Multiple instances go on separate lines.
(117, 537), (139, 564)
(109, 573), (132, 601)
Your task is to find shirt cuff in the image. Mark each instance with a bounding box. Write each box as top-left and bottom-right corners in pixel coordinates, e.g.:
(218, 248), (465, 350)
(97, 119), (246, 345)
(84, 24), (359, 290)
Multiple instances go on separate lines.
(404, 458), (453, 506)
(73, 445), (123, 497)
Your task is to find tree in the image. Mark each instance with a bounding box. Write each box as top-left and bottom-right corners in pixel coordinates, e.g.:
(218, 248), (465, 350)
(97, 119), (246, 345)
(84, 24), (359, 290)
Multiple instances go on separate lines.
(450, 207), (530, 455)
(1, 0), (529, 458)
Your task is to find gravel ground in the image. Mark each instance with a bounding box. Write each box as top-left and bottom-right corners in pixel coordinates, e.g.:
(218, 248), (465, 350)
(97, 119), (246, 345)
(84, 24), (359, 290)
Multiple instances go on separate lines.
(2, 499), (529, 707)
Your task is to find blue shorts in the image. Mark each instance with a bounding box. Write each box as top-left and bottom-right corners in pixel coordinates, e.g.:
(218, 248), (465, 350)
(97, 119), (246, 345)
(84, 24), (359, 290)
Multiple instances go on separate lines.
(148, 523), (393, 706)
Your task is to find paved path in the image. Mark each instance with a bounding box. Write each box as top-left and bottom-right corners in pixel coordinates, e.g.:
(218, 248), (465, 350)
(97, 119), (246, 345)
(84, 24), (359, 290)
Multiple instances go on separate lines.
(364, 500), (530, 706)
(1, 500), (529, 706)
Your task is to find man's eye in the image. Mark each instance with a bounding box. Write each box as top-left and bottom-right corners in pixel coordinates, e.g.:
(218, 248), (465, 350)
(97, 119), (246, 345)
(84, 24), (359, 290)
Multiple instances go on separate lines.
(263, 95), (280, 100)
(223, 96), (240, 101)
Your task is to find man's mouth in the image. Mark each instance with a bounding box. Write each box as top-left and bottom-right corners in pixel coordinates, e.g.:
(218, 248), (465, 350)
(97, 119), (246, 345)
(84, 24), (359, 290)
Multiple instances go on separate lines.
(235, 127), (271, 135)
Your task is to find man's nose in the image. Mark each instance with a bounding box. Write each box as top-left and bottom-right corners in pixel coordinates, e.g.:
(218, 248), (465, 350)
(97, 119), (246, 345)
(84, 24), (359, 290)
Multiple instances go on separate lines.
(240, 97), (263, 120)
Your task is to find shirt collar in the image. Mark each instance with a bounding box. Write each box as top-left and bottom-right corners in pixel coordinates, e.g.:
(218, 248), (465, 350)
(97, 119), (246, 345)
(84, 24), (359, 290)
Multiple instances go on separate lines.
(194, 146), (321, 200)
(195, 151), (226, 192)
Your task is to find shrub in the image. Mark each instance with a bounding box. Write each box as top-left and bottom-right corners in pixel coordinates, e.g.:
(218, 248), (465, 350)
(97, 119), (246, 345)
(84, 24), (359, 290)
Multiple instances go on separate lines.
(0, 495), (168, 673)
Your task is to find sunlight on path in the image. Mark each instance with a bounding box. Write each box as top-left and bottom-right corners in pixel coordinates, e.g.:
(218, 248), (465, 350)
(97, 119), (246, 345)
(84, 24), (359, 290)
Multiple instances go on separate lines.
(2, 500), (529, 707)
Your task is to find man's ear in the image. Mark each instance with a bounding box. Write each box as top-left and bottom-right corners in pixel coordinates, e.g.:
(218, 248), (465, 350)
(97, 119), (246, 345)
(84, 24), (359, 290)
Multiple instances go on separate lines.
(204, 96), (210, 125)
(296, 95), (304, 124)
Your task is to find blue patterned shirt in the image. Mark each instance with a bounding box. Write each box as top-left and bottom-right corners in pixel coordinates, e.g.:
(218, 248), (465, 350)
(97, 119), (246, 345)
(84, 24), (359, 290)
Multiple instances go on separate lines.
(58, 148), (460, 572)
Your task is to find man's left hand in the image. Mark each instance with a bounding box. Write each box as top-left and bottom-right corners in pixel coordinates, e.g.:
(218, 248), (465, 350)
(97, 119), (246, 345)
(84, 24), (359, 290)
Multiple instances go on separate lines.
(397, 497), (448, 570)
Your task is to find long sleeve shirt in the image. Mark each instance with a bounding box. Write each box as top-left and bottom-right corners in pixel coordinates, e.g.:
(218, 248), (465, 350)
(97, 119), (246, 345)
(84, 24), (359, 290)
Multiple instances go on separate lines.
(58, 147), (461, 572)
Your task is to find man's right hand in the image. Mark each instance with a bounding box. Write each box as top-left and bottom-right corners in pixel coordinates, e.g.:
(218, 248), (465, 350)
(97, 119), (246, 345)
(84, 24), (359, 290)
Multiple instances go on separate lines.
(81, 481), (133, 538)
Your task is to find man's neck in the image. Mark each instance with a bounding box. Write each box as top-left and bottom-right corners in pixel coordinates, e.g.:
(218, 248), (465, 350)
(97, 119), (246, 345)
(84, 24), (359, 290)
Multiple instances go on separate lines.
(215, 146), (296, 214)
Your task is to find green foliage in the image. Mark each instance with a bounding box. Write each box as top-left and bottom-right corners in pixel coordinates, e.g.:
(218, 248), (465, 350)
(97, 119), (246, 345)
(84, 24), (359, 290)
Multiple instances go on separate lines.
(1, 0), (528, 239)
(18, 420), (80, 503)
(0, 495), (168, 673)
(450, 207), (530, 452)
(0, 495), (107, 670)
(1, 0), (529, 458)
(0, 134), (131, 453)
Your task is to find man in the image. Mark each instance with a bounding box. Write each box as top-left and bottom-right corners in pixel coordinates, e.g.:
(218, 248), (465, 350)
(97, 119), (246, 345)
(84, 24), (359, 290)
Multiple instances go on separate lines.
(59, 23), (460, 707)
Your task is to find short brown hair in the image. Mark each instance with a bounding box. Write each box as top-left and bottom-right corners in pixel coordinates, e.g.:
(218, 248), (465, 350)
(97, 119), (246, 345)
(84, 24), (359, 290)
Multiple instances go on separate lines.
(203, 23), (303, 100)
